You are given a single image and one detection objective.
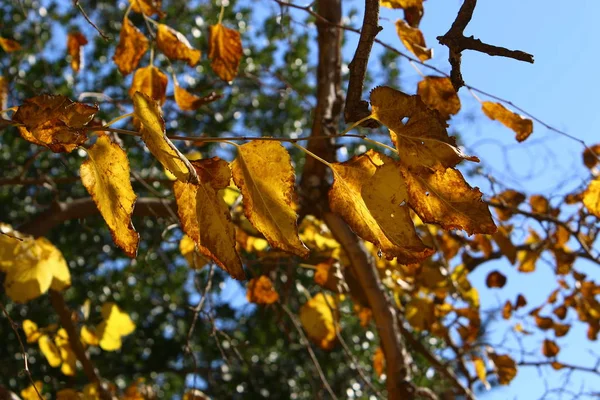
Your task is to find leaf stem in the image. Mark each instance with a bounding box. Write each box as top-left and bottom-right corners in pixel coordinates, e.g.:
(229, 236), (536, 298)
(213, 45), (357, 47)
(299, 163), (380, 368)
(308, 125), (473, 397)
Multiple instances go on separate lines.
(291, 142), (332, 168)
(102, 112), (133, 128)
(218, 2), (225, 25)
(338, 114), (372, 136)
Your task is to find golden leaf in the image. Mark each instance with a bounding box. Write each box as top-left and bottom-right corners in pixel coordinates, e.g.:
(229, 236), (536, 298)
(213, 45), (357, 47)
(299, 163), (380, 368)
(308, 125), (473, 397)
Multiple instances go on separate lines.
(482, 101), (533, 142)
(489, 353), (517, 385)
(129, 66), (168, 105)
(55, 329), (77, 376)
(81, 326), (100, 347)
(583, 144), (600, 169)
(492, 189), (526, 221)
(329, 151), (433, 263)
(97, 302), (136, 351)
(583, 177), (600, 218)
(417, 76), (460, 120)
(542, 339), (560, 357)
(231, 140), (309, 257)
(380, 0), (422, 10)
(395, 19), (431, 61)
(23, 320), (42, 343)
(518, 230), (543, 273)
(246, 276), (279, 305)
(129, 0), (164, 17)
(180, 234), (208, 269)
(208, 23), (243, 82)
(0, 37), (21, 52)
(299, 293), (339, 350)
(373, 347), (385, 377)
(12, 95), (98, 153)
(314, 259), (344, 293)
(473, 357), (490, 390)
(174, 82), (222, 111)
(493, 226), (517, 264)
(174, 158), (245, 279)
(529, 194), (549, 214)
(67, 32), (88, 73)
(485, 270), (507, 288)
(132, 92), (196, 183)
(553, 305), (567, 320)
(39, 334), (62, 367)
(156, 24), (201, 66)
(502, 301), (512, 319)
(113, 17), (149, 76)
(370, 86), (478, 170)
(21, 381), (43, 400)
(80, 135), (139, 257)
(401, 167), (496, 234)
(406, 297), (435, 331)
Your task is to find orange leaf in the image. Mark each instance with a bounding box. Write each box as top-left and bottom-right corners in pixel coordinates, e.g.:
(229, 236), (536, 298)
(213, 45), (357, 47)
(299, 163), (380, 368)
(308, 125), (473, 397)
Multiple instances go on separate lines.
(553, 305), (567, 320)
(514, 294), (527, 309)
(129, 66), (168, 105)
(482, 101), (533, 142)
(380, 0), (422, 9)
(209, 23), (243, 82)
(535, 315), (554, 330)
(529, 194), (549, 214)
(246, 276), (279, 305)
(156, 24), (201, 67)
(231, 141), (309, 258)
(583, 144), (600, 169)
(129, 0), (164, 17)
(12, 95), (98, 153)
(0, 37), (21, 52)
(174, 158), (245, 279)
(80, 135), (139, 257)
(485, 270), (507, 288)
(553, 323), (570, 337)
(113, 17), (149, 76)
(395, 19), (431, 61)
(493, 226), (517, 264)
(489, 353), (517, 385)
(502, 301), (512, 319)
(542, 339), (560, 357)
(174, 82), (222, 111)
(417, 76), (460, 120)
(67, 32), (88, 73)
(373, 347), (385, 377)
(492, 190), (526, 221)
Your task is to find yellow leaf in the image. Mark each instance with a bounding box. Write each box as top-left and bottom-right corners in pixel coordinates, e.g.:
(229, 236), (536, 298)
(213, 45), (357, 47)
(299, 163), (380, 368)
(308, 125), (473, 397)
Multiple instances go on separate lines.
(179, 234), (208, 269)
(395, 19), (431, 61)
(473, 357), (490, 390)
(542, 339), (560, 357)
(83, 384), (101, 400)
(174, 82), (222, 111)
(231, 141), (309, 257)
(21, 381), (43, 400)
(12, 95), (98, 153)
(0, 37), (21, 52)
(113, 17), (149, 76)
(39, 334), (62, 367)
(482, 101), (533, 142)
(23, 319), (42, 343)
(80, 135), (139, 257)
(329, 151), (433, 263)
(67, 32), (88, 73)
(417, 76), (460, 119)
(156, 24), (201, 66)
(489, 353), (517, 385)
(55, 329), (77, 376)
(129, 0), (164, 17)
(129, 66), (168, 105)
(132, 92), (197, 183)
(97, 302), (136, 351)
(406, 297), (435, 331)
(299, 293), (339, 350)
(174, 158), (245, 279)
(208, 23), (243, 82)
(518, 230), (542, 273)
(246, 276), (279, 305)
(373, 347), (385, 377)
(401, 167), (496, 235)
(583, 177), (600, 218)
(370, 86), (478, 170)
(380, 0), (422, 10)
(164, 150), (202, 180)
(81, 326), (100, 347)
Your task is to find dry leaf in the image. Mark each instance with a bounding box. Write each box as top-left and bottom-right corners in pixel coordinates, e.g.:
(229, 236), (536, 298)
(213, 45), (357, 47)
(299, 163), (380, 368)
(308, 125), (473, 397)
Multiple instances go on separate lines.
(156, 24), (201, 66)
(395, 19), (431, 61)
(129, 0), (164, 17)
(0, 37), (21, 52)
(502, 301), (512, 319)
(231, 140), (309, 257)
(174, 158), (245, 280)
(492, 190), (526, 221)
(113, 17), (149, 75)
(417, 76), (460, 119)
(174, 82), (222, 111)
(406, 297), (436, 331)
(489, 353), (517, 385)
(209, 23), (243, 82)
(67, 32), (88, 73)
(493, 226), (517, 264)
(583, 177), (600, 218)
(80, 135), (139, 257)
(583, 144), (600, 169)
(373, 347), (385, 377)
(246, 276), (279, 305)
(542, 339), (560, 357)
(482, 101), (533, 142)
(299, 293), (339, 350)
(486, 270), (507, 288)
(129, 66), (168, 105)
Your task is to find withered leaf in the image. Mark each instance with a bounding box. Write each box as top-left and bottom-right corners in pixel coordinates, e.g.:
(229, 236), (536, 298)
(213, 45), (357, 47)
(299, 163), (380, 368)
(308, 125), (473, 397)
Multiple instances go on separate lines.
(515, 294), (527, 309)
(489, 353), (517, 385)
(529, 194), (549, 214)
(395, 19), (431, 61)
(583, 144), (600, 169)
(491, 189), (526, 221)
(67, 32), (88, 73)
(209, 23), (243, 82)
(535, 315), (554, 330)
(553, 305), (567, 320)
(493, 226), (517, 264)
(156, 24), (201, 67)
(0, 37), (21, 52)
(174, 81), (222, 111)
(417, 76), (460, 120)
(502, 300), (512, 319)
(174, 158), (245, 279)
(486, 270), (507, 288)
(113, 17), (149, 76)
(80, 135), (139, 257)
(12, 95), (98, 153)
(553, 323), (570, 337)
(542, 339), (560, 357)
(482, 101), (533, 142)
(129, 66), (168, 105)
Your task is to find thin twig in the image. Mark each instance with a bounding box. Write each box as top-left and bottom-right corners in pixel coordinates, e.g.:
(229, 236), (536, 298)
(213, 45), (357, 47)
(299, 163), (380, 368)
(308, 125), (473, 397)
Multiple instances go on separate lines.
(73, 0), (110, 41)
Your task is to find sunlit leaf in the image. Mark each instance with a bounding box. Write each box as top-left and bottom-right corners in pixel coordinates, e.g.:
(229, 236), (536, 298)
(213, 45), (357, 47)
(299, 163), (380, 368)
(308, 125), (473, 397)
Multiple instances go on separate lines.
(129, 66), (168, 105)
(179, 234), (208, 270)
(473, 357), (490, 390)
(174, 82), (222, 111)
(80, 326), (100, 347)
(80, 135), (139, 257)
(21, 381), (43, 400)
(113, 17), (149, 75)
(156, 24), (201, 66)
(395, 19), (431, 61)
(55, 329), (76, 376)
(373, 347), (385, 377)
(583, 177), (600, 218)
(129, 0), (164, 17)
(406, 297), (435, 331)
(492, 190), (526, 221)
(489, 353), (517, 385)
(23, 320), (42, 343)
(209, 23), (243, 82)
(246, 276), (279, 305)
(67, 32), (88, 73)
(482, 101), (533, 142)
(0, 37), (21, 52)
(529, 194), (549, 214)
(417, 76), (460, 120)
(97, 302), (136, 351)
(299, 293), (339, 350)
(39, 334), (62, 367)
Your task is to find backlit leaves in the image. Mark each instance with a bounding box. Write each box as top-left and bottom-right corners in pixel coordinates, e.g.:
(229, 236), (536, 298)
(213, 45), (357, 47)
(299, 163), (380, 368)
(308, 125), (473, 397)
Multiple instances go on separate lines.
(113, 17), (149, 75)
(39, 334), (62, 367)
(299, 293), (339, 350)
(156, 24), (201, 66)
(395, 19), (431, 61)
(482, 101), (533, 142)
(417, 76), (460, 120)
(80, 135), (139, 257)
(67, 32), (88, 73)
(129, 66), (168, 105)
(13, 95), (98, 152)
(583, 177), (600, 218)
(209, 23), (243, 82)
(231, 141), (309, 258)
(246, 276), (279, 305)
(0, 37), (21, 52)
(97, 302), (136, 351)
(174, 82), (222, 111)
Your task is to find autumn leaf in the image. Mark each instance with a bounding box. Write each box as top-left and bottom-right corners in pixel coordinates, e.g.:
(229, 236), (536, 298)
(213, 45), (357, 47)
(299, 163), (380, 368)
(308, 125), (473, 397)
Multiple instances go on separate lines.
(502, 301), (512, 319)
(174, 81), (222, 111)
(489, 353), (517, 385)
(486, 270), (507, 288)
(529, 194), (549, 214)
(554, 323), (570, 337)
(246, 276), (279, 305)
(373, 347), (385, 377)
(12, 95), (98, 153)
(554, 305), (567, 320)
(129, 66), (168, 105)
(380, 0), (422, 9)
(473, 357), (490, 390)
(96, 302), (136, 351)
(401, 167), (496, 235)
(21, 381), (43, 400)
(0, 37), (21, 52)
(113, 17), (149, 75)
(492, 189), (526, 221)
(156, 24), (201, 66)
(493, 226), (517, 264)
(209, 23), (243, 82)
(417, 76), (460, 120)
(39, 334), (62, 367)
(132, 92), (197, 183)
(299, 293), (339, 350)
(55, 329), (77, 376)
(129, 0), (164, 17)
(482, 101), (533, 142)
(174, 158), (245, 279)
(583, 144), (600, 169)
(518, 230), (543, 273)
(67, 32), (88, 73)
(23, 320), (42, 343)
(395, 19), (431, 61)
(80, 326), (100, 347)
(583, 177), (600, 218)
(231, 140), (309, 257)
(180, 234), (208, 269)
(370, 86), (478, 170)
(80, 135), (139, 257)
(406, 297), (435, 331)
(542, 339), (560, 357)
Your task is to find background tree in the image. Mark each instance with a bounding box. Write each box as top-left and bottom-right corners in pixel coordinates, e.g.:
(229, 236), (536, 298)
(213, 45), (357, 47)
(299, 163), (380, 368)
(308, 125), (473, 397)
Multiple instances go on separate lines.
(1, 0), (599, 399)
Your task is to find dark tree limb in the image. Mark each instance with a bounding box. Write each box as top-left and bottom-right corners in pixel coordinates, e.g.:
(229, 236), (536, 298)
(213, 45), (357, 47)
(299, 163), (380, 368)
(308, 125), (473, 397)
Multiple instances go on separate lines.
(437, 0), (534, 90)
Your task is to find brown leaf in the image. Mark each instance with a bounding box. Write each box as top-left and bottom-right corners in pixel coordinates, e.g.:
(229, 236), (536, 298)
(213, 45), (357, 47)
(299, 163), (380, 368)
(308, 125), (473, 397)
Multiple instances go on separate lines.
(129, 0), (164, 17)
(493, 226), (517, 264)
(67, 32), (88, 73)
(502, 300), (512, 319)
(482, 101), (533, 142)
(129, 66), (168, 105)
(0, 76), (7, 112)
(113, 18), (149, 76)
(529, 194), (549, 214)
(583, 144), (600, 169)
(395, 19), (431, 61)
(553, 323), (570, 337)
(417, 76), (460, 120)
(231, 141), (309, 258)
(174, 158), (245, 279)
(0, 37), (21, 52)
(485, 270), (507, 288)
(489, 353), (517, 385)
(542, 339), (560, 357)
(535, 315), (554, 330)
(174, 82), (222, 111)
(12, 95), (98, 153)
(514, 294), (527, 310)
(492, 190), (526, 221)
(246, 276), (279, 305)
(156, 24), (201, 67)
(209, 23), (243, 82)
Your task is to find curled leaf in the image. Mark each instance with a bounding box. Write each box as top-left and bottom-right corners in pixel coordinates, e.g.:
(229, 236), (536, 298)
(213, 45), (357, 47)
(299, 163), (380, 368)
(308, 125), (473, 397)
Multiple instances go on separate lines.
(209, 23), (243, 82)
(485, 270), (507, 288)
(156, 24), (201, 66)
(113, 17), (149, 75)
(482, 101), (533, 142)
(395, 19), (431, 61)
(67, 32), (88, 73)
